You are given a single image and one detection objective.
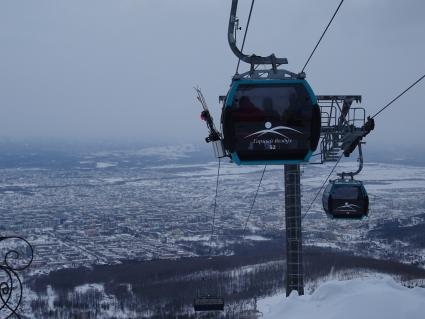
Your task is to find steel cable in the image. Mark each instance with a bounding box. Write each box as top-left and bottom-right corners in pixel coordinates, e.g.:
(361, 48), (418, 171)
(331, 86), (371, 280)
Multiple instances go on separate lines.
(371, 74), (425, 119)
(236, 0), (256, 74)
(301, 0), (345, 73)
(242, 165), (267, 234)
(208, 158), (221, 255)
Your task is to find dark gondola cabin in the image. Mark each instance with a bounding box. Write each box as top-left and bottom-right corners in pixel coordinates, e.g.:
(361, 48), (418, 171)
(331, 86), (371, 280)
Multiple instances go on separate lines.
(322, 179), (369, 219)
(222, 79), (321, 165)
(193, 296), (224, 312)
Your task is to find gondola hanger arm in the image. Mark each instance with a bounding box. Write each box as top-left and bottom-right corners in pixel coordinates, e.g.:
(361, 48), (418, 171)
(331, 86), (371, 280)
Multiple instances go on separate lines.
(338, 142), (364, 179)
(228, 0), (288, 67)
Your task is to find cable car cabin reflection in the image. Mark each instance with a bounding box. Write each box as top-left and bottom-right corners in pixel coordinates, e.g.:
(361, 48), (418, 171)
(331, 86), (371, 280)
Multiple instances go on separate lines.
(222, 80), (320, 165)
(322, 179), (369, 219)
(193, 296), (224, 312)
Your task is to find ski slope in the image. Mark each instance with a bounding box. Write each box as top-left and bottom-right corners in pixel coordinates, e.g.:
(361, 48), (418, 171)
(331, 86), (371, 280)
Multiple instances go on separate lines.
(258, 276), (425, 319)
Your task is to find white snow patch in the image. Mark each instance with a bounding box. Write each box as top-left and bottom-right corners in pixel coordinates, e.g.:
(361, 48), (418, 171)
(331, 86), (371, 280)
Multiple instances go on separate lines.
(258, 276), (425, 319)
(46, 285), (57, 311)
(74, 283), (105, 294)
(310, 242), (339, 249)
(136, 144), (196, 160)
(180, 235), (209, 242)
(243, 235), (269, 241)
(96, 162), (117, 169)
(101, 177), (125, 184)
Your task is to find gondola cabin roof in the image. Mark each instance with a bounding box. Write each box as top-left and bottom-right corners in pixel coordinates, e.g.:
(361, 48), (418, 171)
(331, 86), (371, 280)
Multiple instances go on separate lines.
(222, 79), (321, 165)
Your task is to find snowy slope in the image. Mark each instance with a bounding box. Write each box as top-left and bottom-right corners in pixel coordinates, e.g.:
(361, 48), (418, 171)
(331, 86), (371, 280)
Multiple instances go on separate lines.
(258, 276), (425, 319)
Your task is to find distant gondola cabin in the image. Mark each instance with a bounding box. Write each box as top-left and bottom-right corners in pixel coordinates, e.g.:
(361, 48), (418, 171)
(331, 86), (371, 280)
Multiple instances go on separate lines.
(222, 79), (321, 165)
(322, 179), (369, 219)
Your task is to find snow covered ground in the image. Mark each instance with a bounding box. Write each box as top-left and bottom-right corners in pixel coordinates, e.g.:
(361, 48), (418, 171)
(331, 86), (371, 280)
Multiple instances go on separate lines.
(258, 276), (425, 319)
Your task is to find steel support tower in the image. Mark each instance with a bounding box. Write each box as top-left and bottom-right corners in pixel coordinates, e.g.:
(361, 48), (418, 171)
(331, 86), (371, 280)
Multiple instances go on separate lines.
(284, 164), (304, 296)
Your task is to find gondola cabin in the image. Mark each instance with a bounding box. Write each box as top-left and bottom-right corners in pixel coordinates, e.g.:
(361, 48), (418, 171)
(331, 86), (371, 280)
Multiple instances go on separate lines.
(193, 296), (224, 312)
(322, 178), (369, 219)
(222, 79), (321, 165)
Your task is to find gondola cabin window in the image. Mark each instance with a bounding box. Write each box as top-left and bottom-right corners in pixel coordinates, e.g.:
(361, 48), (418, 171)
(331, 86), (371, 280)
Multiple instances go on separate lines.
(332, 186), (359, 200)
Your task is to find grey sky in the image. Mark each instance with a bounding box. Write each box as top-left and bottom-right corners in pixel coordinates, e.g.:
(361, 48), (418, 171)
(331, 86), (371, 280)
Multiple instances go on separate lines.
(0, 0), (424, 148)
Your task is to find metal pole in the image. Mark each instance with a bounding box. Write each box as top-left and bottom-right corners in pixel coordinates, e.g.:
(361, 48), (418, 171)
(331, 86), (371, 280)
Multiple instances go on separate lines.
(284, 164), (304, 296)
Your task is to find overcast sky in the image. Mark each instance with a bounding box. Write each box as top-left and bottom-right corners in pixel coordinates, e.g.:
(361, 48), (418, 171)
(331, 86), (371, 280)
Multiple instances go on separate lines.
(0, 0), (424, 149)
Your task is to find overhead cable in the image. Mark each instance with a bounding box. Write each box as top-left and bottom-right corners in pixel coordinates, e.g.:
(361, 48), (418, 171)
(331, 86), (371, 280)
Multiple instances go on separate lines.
(236, 0), (256, 74)
(371, 74), (425, 119)
(208, 158), (221, 255)
(242, 165), (267, 234)
(301, 0), (345, 73)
